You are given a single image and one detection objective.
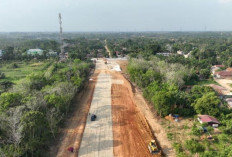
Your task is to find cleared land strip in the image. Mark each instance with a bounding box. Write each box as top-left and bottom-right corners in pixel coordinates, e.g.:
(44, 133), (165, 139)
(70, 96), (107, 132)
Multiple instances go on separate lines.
(78, 72), (114, 157)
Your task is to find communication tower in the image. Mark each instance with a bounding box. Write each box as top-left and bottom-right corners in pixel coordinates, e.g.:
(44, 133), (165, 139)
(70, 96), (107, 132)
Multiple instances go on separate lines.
(59, 13), (65, 60)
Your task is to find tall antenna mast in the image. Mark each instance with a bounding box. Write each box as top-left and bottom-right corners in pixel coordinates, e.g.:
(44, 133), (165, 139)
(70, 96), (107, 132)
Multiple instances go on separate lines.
(59, 13), (65, 60)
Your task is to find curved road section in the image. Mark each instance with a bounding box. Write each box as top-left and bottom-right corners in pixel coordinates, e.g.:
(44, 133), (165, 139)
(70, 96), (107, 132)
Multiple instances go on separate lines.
(78, 60), (114, 157)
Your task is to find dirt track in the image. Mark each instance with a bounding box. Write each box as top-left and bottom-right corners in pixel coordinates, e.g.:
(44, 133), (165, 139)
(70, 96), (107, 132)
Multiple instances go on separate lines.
(214, 78), (232, 95)
(110, 60), (162, 157)
(111, 83), (156, 157)
(117, 60), (175, 157)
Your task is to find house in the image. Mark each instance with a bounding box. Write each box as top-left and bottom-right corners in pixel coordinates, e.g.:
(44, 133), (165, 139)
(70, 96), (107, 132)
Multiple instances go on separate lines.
(48, 51), (58, 56)
(211, 65), (224, 75)
(184, 51), (191, 58)
(198, 115), (220, 127)
(122, 47), (127, 51)
(226, 67), (232, 72)
(156, 52), (171, 57)
(27, 49), (43, 56)
(215, 71), (232, 79)
(177, 50), (184, 55)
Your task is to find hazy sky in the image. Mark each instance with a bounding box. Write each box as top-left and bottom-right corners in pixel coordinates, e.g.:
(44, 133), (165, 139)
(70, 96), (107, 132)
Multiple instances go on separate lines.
(0, 0), (232, 32)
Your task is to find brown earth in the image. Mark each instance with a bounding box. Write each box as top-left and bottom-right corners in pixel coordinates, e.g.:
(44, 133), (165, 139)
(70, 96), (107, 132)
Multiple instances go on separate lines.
(116, 60), (175, 157)
(49, 71), (98, 157)
(111, 71), (161, 157)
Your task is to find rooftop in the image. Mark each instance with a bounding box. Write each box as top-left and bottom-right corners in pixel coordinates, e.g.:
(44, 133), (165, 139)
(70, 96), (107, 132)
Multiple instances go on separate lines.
(215, 71), (232, 76)
(198, 115), (220, 124)
(214, 65), (224, 68)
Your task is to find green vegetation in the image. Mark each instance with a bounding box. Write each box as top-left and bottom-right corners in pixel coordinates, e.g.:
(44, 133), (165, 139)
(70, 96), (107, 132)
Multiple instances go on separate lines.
(126, 55), (232, 156)
(0, 59), (93, 156)
(114, 32), (232, 156)
(0, 61), (51, 83)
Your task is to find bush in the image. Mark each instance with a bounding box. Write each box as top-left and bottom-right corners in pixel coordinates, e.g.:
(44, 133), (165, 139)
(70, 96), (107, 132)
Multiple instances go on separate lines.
(8, 63), (19, 68)
(0, 92), (22, 112)
(191, 123), (202, 136)
(0, 80), (13, 91)
(0, 72), (5, 79)
(173, 142), (183, 153)
(167, 133), (173, 140)
(185, 139), (205, 154)
(27, 72), (47, 90)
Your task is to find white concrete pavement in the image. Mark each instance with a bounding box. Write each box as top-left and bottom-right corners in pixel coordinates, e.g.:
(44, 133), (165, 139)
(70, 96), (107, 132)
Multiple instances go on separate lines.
(78, 59), (114, 157)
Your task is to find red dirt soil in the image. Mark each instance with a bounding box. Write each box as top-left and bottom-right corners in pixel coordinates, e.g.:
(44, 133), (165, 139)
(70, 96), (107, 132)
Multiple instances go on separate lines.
(111, 72), (161, 157)
(49, 72), (98, 157)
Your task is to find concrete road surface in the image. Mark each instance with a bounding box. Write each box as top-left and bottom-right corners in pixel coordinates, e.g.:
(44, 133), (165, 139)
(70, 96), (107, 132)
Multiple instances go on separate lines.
(78, 60), (113, 157)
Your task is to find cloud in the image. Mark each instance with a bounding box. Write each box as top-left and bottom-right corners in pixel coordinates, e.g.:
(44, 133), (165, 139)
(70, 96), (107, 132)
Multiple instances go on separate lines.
(219, 0), (232, 3)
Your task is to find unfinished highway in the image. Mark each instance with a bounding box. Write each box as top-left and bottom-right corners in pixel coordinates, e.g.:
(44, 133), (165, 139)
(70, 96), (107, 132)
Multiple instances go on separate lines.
(78, 62), (114, 157)
(53, 58), (169, 157)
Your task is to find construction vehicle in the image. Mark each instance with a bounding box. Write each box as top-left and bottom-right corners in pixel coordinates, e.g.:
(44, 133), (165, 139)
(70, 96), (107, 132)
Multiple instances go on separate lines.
(148, 140), (160, 155)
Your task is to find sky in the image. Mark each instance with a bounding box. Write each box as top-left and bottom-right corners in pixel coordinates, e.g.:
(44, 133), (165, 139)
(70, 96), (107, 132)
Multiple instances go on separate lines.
(0, 0), (232, 32)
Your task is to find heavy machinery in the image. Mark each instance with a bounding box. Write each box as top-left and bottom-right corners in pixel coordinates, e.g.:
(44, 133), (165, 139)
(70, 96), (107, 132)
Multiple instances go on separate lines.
(148, 140), (160, 154)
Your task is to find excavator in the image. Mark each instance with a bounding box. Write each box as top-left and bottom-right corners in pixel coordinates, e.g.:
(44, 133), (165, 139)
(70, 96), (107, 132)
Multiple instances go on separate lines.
(148, 140), (160, 155)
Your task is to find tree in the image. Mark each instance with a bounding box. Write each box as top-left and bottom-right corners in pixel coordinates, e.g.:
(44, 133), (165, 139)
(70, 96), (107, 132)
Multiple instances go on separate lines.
(146, 43), (162, 55)
(191, 92), (220, 116)
(46, 108), (62, 138)
(191, 123), (202, 137)
(143, 81), (160, 101)
(2, 46), (14, 60)
(0, 92), (22, 112)
(0, 72), (5, 79)
(140, 69), (162, 88)
(221, 119), (232, 134)
(21, 110), (49, 156)
(27, 72), (47, 90)
(152, 90), (176, 117)
(1, 106), (25, 157)
(0, 80), (13, 92)
(199, 69), (211, 79)
(190, 85), (214, 102)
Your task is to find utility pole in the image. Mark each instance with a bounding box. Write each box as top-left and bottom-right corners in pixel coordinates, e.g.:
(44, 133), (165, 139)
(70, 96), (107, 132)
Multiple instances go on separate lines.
(59, 13), (65, 60)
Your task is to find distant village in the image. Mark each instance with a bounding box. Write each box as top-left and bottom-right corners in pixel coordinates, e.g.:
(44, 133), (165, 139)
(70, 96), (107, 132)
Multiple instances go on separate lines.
(0, 48), (58, 59)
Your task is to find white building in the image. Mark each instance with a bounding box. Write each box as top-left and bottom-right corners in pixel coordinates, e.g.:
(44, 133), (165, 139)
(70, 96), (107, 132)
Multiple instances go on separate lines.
(27, 49), (43, 56)
(177, 50), (184, 55)
(48, 51), (58, 56)
(156, 52), (171, 57)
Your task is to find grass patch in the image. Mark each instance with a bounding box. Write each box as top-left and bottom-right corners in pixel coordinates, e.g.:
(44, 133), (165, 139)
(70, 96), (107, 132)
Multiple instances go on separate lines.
(167, 133), (174, 140)
(196, 79), (219, 85)
(186, 79), (219, 86)
(0, 60), (53, 83)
